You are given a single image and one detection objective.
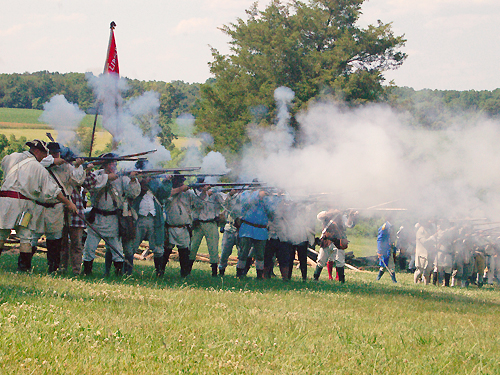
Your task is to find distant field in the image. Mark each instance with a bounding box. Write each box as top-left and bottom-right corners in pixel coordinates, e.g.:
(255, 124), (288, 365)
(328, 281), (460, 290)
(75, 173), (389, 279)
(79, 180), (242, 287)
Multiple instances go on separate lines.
(0, 108), (193, 149)
(0, 128), (112, 152)
(0, 107), (101, 128)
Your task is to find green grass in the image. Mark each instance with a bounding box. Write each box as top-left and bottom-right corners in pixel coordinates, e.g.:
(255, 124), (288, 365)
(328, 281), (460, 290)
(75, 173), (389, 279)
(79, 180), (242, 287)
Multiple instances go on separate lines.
(0, 107), (99, 128)
(347, 236), (376, 258)
(0, 247), (499, 374)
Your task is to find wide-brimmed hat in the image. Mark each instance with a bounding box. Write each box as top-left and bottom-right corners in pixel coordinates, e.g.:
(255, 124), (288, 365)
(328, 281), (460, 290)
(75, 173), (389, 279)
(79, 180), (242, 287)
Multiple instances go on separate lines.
(172, 171), (186, 188)
(47, 142), (63, 154)
(26, 139), (49, 153)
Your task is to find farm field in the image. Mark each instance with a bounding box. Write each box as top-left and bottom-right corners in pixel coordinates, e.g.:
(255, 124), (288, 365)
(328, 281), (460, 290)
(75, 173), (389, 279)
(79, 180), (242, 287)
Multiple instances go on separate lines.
(0, 245), (499, 374)
(0, 108), (192, 150)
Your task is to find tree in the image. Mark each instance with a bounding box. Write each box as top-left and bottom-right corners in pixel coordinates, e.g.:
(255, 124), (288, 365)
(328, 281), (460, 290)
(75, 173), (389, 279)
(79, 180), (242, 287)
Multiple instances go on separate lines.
(0, 134), (28, 181)
(195, 0), (407, 153)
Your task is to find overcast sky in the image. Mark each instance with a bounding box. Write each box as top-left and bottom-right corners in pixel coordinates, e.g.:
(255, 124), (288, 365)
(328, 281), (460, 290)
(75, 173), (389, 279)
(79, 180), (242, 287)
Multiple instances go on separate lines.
(1, 0), (499, 91)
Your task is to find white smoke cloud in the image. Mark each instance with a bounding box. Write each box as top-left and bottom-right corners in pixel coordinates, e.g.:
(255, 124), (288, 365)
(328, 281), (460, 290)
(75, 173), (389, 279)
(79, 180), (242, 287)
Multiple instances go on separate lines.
(85, 72), (171, 167)
(239, 86), (500, 222)
(38, 94), (86, 145)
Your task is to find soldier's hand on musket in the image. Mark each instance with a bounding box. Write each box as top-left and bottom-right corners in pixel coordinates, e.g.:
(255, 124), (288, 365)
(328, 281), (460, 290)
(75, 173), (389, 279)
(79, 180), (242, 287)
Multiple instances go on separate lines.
(258, 190), (268, 198)
(85, 163), (95, 172)
(229, 189), (238, 196)
(53, 157), (66, 166)
(201, 185), (212, 196)
(180, 184), (190, 192)
(73, 158), (85, 167)
(66, 201), (78, 213)
(129, 171), (138, 181)
(108, 172), (119, 182)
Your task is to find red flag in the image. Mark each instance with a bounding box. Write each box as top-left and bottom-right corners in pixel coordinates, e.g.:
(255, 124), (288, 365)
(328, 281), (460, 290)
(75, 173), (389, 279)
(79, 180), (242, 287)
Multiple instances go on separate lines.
(105, 22), (119, 75)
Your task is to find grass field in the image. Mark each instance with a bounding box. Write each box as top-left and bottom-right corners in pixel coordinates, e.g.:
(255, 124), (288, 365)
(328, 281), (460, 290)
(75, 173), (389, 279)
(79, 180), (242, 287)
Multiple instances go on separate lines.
(0, 108), (99, 128)
(0, 107), (191, 150)
(0, 241), (499, 374)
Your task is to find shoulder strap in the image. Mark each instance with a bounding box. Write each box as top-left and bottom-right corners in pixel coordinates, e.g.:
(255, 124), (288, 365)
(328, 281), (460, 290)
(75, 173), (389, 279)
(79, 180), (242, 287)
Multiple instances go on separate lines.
(47, 169), (69, 198)
(5, 156), (36, 180)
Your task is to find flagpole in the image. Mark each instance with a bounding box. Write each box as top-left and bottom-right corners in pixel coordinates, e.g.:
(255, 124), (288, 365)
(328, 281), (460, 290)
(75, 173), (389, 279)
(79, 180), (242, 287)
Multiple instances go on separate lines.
(89, 21), (117, 157)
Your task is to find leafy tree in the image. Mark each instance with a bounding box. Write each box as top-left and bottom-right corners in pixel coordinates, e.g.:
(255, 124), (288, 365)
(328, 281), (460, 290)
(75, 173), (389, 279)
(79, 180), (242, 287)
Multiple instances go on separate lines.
(195, 0), (407, 152)
(0, 134), (28, 181)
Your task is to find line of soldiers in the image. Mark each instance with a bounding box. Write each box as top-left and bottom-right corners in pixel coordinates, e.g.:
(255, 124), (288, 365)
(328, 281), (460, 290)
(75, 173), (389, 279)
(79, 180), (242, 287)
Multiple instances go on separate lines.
(386, 219), (500, 287)
(3, 140), (498, 286)
(0, 139), (360, 281)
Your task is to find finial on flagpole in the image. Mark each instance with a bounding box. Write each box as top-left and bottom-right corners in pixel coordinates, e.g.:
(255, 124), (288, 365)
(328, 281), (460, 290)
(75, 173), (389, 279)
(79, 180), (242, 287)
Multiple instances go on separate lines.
(110, 21), (116, 29)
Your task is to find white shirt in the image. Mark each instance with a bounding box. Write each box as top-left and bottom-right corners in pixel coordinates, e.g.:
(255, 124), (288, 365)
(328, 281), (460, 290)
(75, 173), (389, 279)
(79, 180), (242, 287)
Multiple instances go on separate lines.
(138, 190), (156, 217)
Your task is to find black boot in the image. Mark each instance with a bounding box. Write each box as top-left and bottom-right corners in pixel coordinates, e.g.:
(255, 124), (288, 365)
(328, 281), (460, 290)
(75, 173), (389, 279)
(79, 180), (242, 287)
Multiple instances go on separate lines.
(163, 245), (172, 265)
(114, 261), (124, 276)
(256, 269), (264, 279)
(188, 259), (195, 275)
(124, 255), (134, 276)
(444, 272), (451, 287)
(17, 252), (33, 272)
(236, 267), (245, 278)
(46, 239), (62, 273)
(313, 265), (323, 281)
(178, 248), (190, 277)
(244, 257), (254, 276)
(337, 267), (345, 284)
(390, 271), (397, 283)
(211, 263), (218, 277)
(83, 260), (93, 275)
(154, 256), (164, 277)
(432, 271), (438, 285)
(219, 267), (225, 276)
(376, 269), (384, 281)
(104, 250), (112, 277)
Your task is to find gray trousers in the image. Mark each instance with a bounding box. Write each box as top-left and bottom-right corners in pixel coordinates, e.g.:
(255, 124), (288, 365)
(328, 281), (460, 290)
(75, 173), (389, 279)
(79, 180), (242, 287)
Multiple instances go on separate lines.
(237, 237), (265, 270)
(126, 215), (163, 258)
(190, 221), (219, 263)
(219, 229), (239, 270)
(83, 228), (123, 262)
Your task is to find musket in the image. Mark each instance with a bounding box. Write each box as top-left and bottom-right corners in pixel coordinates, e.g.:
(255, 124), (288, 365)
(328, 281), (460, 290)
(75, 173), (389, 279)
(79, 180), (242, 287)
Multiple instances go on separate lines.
(118, 149), (157, 158)
(346, 207), (407, 211)
(189, 182), (265, 188)
(118, 168), (210, 177)
(216, 186), (278, 193)
(473, 221), (500, 226)
(69, 156), (148, 163)
(120, 167), (204, 175)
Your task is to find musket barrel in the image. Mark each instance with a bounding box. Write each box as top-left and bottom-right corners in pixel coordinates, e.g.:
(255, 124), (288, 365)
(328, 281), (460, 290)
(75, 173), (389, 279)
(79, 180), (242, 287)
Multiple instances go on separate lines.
(189, 182), (264, 188)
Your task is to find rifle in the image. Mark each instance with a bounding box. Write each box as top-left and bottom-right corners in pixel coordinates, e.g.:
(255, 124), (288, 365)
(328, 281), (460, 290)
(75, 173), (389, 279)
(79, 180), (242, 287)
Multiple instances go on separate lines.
(118, 168), (215, 177)
(118, 149), (157, 158)
(76, 158), (150, 168)
(189, 182), (265, 188)
(119, 167), (203, 175)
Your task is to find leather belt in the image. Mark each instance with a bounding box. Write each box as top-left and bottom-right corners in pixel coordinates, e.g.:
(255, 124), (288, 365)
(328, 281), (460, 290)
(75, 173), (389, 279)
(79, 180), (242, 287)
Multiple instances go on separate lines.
(0, 190), (30, 200)
(94, 208), (120, 216)
(241, 218), (267, 229)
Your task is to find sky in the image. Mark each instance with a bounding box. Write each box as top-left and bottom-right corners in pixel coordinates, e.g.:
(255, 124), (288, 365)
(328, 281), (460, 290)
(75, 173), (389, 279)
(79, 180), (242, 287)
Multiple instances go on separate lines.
(1, 0), (499, 91)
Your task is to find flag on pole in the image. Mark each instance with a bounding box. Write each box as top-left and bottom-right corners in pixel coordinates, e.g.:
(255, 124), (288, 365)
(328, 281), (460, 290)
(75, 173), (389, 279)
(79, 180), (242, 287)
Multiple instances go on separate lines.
(105, 21), (119, 75)
(89, 21), (119, 157)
